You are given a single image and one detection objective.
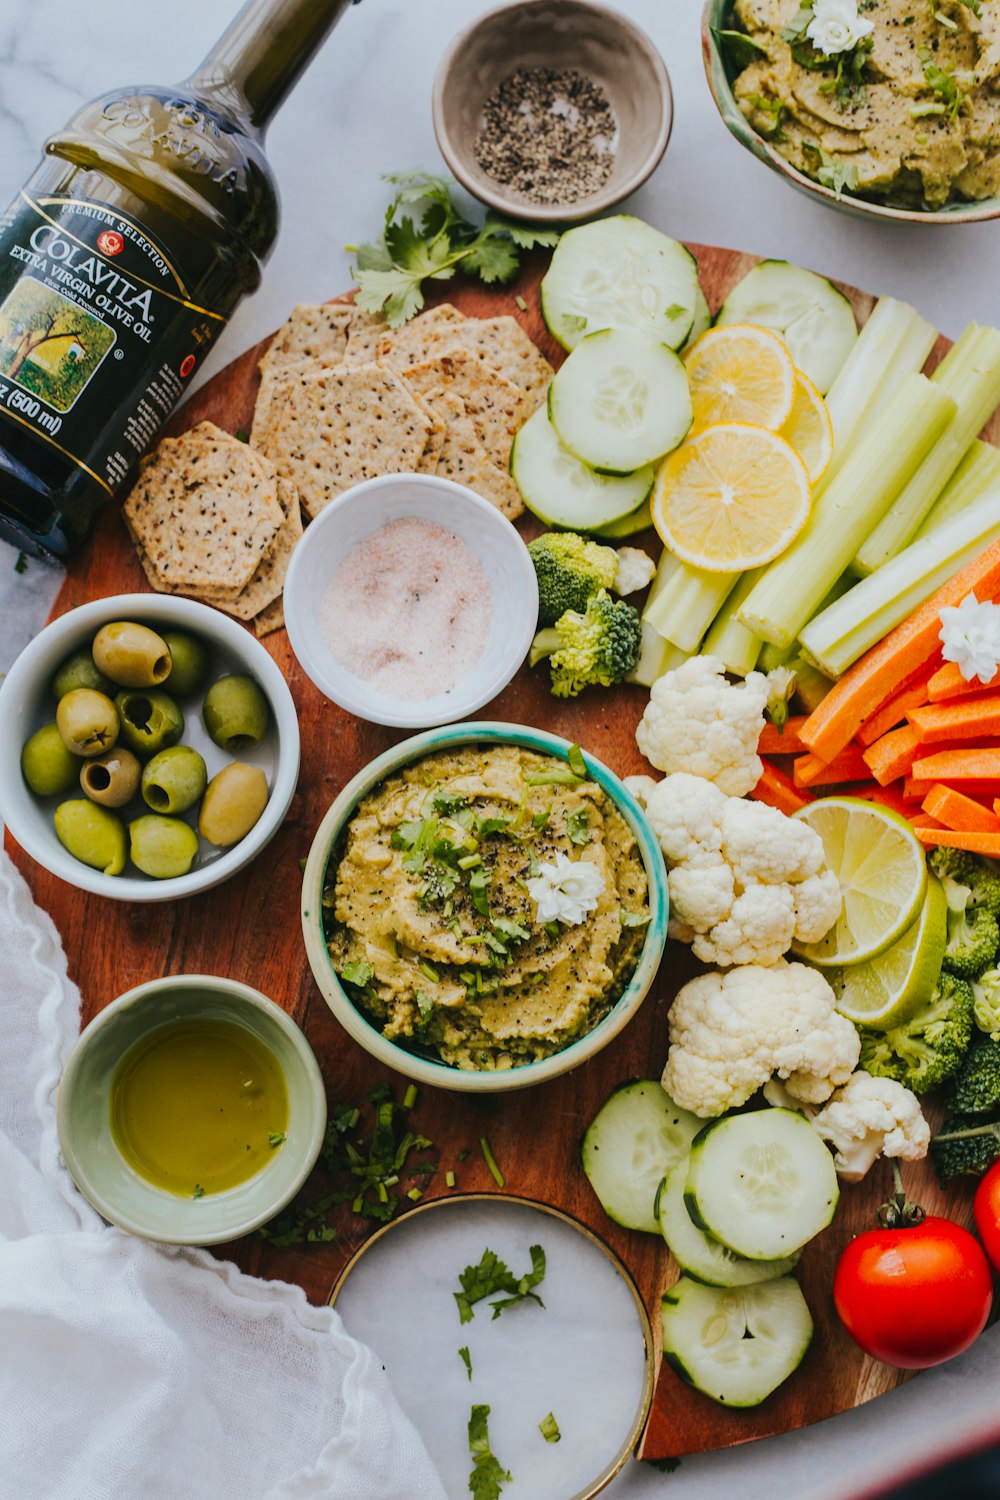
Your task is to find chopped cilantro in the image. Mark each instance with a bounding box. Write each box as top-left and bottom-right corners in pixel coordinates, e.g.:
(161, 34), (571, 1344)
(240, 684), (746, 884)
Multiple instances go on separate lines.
(567, 808), (590, 845)
(268, 1131), (286, 1148)
(539, 1412), (561, 1443)
(458, 1148), (471, 1162)
(713, 27), (769, 72)
(477, 815), (512, 837)
(543, 920), (561, 942)
(621, 908), (652, 928)
(454, 1244), (546, 1324)
(469, 866), (491, 917)
(919, 49), (969, 121)
(340, 960), (374, 989)
(459, 1346), (473, 1380)
(780, 1), (814, 43)
(368, 1081), (394, 1104)
(234, 427), (250, 442)
(802, 141), (860, 197)
(193, 1184), (205, 1199)
(745, 93), (788, 140)
(531, 806), (552, 832)
(14, 551), (28, 574)
(468, 1405), (511, 1500)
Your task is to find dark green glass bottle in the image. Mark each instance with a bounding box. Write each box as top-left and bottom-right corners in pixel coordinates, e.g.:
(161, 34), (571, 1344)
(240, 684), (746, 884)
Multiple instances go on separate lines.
(0, 0), (357, 559)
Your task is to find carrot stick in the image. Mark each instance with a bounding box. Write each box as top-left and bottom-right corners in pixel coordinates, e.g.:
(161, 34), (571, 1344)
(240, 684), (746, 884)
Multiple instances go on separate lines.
(840, 781), (921, 817)
(907, 775), (1000, 799)
(857, 676), (932, 747)
(911, 747), (1000, 782)
(995, 798), (1000, 819)
(751, 760), (812, 814)
(800, 535), (1000, 761)
(910, 814), (946, 829)
(907, 695), (1000, 744)
(922, 784), (1000, 834)
(757, 717), (810, 756)
(928, 661), (1000, 702)
(915, 828), (1000, 855)
(862, 724), (924, 786)
(793, 745), (871, 787)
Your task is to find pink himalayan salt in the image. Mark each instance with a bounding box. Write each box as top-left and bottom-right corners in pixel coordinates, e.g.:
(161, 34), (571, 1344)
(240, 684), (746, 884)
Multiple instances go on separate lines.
(320, 516), (493, 702)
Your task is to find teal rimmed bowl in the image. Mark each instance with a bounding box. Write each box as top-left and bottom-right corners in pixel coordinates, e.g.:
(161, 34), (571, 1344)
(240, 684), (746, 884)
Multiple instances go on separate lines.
(702, 0), (1000, 224)
(301, 722), (668, 1094)
(57, 976), (327, 1245)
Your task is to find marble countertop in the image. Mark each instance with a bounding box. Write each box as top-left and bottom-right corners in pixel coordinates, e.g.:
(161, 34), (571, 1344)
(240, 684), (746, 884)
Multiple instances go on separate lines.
(2, 2), (1000, 1496)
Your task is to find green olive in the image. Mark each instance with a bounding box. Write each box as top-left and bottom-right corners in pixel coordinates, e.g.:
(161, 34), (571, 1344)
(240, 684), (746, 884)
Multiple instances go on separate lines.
(80, 748), (142, 808)
(203, 674), (270, 753)
(141, 745), (207, 815)
(198, 762), (269, 847)
(161, 631), (210, 698)
(51, 649), (115, 701)
(114, 689), (183, 757)
(56, 689), (120, 758)
(128, 814), (200, 879)
(21, 723), (79, 796)
(54, 800), (127, 876)
(92, 621), (172, 688)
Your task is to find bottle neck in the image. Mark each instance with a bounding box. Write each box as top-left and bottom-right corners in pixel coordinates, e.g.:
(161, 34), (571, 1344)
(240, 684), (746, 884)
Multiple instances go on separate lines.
(185, 0), (357, 131)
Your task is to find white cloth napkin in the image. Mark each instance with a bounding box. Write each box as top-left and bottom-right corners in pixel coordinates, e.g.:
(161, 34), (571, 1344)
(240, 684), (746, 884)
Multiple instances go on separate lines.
(0, 851), (447, 1500)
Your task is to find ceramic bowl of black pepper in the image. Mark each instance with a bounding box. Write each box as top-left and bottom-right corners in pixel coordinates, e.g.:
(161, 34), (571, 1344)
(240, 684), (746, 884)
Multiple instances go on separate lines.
(432, 0), (673, 224)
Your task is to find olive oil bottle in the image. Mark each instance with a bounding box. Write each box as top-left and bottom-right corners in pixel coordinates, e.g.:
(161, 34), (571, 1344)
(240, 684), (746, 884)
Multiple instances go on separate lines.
(0, 0), (357, 559)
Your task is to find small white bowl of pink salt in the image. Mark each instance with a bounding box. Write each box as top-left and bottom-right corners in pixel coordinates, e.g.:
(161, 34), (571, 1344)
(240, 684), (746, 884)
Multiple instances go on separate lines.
(282, 474), (539, 729)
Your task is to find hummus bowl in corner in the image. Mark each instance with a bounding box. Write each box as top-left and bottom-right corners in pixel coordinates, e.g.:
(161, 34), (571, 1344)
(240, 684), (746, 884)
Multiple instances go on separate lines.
(301, 724), (668, 1094)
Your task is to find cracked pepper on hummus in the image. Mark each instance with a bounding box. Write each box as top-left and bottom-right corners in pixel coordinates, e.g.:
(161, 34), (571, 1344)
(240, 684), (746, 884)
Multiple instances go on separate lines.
(323, 745), (650, 1071)
(729, 0), (1000, 208)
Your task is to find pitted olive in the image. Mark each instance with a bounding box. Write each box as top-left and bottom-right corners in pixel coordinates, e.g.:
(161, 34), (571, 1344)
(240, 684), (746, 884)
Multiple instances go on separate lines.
(141, 746), (207, 815)
(128, 815), (200, 879)
(203, 675), (270, 752)
(56, 689), (120, 758)
(93, 621), (172, 688)
(80, 748), (142, 808)
(114, 689), (183, 757)
(162, 631), (210, 698)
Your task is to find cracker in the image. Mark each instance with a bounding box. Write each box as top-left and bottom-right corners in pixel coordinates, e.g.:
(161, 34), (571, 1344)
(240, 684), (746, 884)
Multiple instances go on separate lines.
(253, 597), (285, 637)
(259, 302), (354, 379)
(250, 362), (432, 520)
(381, 312), (553, 415)
(400, 351), (522, 470)
(342, 309), (390, 365)
(425, 390), (523, 520)
(123, 422), (283, 591)
(374, 304), (467, 367)
(199, 478), (302, 620)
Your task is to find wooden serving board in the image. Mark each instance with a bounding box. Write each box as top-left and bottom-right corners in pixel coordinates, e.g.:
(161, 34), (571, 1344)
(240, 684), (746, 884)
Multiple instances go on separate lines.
(7, 243), (991, 1464)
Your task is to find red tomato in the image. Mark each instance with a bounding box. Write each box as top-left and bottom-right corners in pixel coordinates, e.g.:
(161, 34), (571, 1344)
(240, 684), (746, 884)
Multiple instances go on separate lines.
(833, 1215), (993, 1369)
(974, 1162), (1000, 1272)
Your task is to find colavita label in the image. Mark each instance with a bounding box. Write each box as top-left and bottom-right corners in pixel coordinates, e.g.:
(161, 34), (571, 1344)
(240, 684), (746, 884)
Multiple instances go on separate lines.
(0, 192), (224, 492)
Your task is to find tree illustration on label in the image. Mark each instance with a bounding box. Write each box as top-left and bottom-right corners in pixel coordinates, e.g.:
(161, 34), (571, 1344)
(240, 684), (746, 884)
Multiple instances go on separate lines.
(0, 278), (115, 412)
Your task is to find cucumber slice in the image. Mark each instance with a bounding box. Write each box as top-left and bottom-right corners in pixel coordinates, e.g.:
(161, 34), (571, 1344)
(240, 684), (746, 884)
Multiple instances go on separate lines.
(656, 1157), (800, 1288)
(715, 260), (858, 394)
(680, 286), (712, 355)
(510, 407), (654, 531)
(685, 1109), (839, 1260)
(581, 1081), (704, 1234)
(592, 499), (653, 539)
(541, 216), (699, 353)
(549, 330), (693, 475)
(661, 1276), (813, 1407)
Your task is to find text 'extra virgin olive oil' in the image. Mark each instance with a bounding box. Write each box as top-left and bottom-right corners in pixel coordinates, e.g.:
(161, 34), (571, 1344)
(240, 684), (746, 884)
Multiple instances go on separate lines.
(0, 0), (358, 560)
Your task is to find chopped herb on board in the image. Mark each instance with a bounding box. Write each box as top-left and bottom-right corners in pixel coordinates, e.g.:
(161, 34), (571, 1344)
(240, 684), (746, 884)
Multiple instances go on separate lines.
(480, 1135), (505, 1188)
(459, 1346), (473, 1380)
(468, 1405), (511, 1500)
(454, 1244), (547, 1323)
(14, 551), (27, 574)
(539, 1412), (561, 1443)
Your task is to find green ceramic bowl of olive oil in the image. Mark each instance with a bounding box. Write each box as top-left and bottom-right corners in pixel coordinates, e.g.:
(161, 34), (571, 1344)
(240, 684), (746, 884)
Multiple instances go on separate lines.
(57, 976), (327, 1245)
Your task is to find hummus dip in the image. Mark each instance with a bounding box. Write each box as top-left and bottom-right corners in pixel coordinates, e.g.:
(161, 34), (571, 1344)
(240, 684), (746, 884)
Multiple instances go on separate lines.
(731, 0), (1000, 207)
(324, 745), (650, 1071)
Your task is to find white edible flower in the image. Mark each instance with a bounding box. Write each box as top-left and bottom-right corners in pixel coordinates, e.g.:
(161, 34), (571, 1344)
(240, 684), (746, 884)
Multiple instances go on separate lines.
(527, 853), (605, 925)
(939, 591), (1000, 683)
(805, 0), (873, 56)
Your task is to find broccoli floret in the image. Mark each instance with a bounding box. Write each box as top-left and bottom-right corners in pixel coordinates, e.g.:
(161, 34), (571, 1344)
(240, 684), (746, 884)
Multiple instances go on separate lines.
(932, 1112), (1000, 1184)
(942, 904), (1000, 979)
(527, 532), (619, 628)
(928, 846), (1000, 921)
(859, 972), (975, 1094)
(529, 590), (641, 699)
(974, 968), (1000, 1040)
(951, 1033), (1000, 1115)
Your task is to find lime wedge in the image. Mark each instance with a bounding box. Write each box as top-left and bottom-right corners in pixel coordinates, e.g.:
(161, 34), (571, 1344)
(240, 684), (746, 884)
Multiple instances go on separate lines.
(791, 797), (928, 967)
(825, 875), (947, 1025)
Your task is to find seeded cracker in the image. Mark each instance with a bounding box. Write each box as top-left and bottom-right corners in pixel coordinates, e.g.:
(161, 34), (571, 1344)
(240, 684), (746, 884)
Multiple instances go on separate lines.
(341, 309), (390, 365)
(399, 351), (522, 470)
(373, 304), (467, 367)
(380, 312), (553, 416)
(198, 478), (302, 619)
(253, 596), (285, 638)
(123, 422), (283, 591)
(250, 362), (432, 520)
(258, 302), (355, 379)
(424, 389), (524, 520)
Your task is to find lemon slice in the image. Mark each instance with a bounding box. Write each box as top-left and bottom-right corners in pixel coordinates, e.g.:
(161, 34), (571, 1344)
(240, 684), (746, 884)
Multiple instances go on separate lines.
(826, 875), (947, 1025)
(650, 423), (812, 571)
(780, 372), (834, 486)
(684, 324), (797, 433)
(792, 798), (928, 967)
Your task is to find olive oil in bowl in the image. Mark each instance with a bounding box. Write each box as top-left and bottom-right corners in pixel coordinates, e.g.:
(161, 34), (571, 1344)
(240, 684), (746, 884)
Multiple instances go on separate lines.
(110, 1017), (289, 1197)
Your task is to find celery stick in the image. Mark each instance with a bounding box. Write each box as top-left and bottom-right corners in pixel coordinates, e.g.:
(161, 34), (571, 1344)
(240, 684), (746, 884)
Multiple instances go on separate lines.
(800, 487), (1000, 677)
(822, 298), (937, 486)
(627, 621), (690, 686)
(738, 373), (956, 649)
(792, 656), (834, 713)
(643, 557), (739, 652)
(701, 569), (764, 677)
(912, 439), (1000, 543)
(854, 325), (1000, 575)
(759, 639), (797, 673)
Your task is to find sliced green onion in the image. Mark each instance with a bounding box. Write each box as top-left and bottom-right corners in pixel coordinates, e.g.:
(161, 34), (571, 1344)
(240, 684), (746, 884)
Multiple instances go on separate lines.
(480, 1135), (505, 1188)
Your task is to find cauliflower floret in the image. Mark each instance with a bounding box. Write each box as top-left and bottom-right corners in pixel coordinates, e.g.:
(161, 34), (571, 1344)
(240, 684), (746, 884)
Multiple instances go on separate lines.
(662, 959), (861, 1117)
(807, 1071), (930, 1181)
(614, 546), (656, 596)
(643, 773), (841, 966)
(635, 655), (770, 795)
(623, 774), (659, 809)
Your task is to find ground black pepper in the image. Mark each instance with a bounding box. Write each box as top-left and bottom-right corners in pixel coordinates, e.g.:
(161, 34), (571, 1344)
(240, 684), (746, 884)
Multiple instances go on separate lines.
(474, 66), (617, 205)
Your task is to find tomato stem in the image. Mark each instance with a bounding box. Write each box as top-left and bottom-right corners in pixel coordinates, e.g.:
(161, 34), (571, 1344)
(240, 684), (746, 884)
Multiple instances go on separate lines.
(876, 1160), (926, 1230)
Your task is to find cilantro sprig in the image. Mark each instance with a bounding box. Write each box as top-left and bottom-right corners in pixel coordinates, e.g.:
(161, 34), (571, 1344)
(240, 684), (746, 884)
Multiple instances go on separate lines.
(455, 1244), (546, 1324)
(350, 171), (561, 327)
(468, 1405), (511, 1500)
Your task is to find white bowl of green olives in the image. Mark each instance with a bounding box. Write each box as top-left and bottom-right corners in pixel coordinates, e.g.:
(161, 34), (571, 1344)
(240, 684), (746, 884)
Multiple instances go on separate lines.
(0, 594), (300, 901)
